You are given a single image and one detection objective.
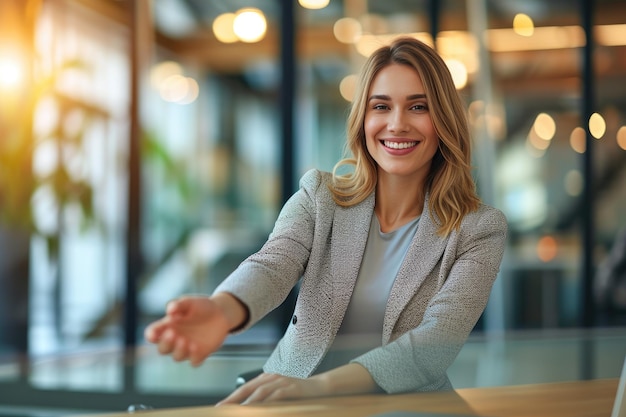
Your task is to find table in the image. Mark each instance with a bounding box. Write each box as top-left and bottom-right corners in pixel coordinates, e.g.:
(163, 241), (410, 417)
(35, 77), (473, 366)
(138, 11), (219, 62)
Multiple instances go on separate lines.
(76, 378), (619, 417)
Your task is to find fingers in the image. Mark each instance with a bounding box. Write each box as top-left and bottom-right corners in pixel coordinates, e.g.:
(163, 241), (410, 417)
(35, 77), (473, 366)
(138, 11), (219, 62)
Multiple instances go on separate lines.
(165, 298), (188, 318)
(216, 374), (291, 406)
(216, 374), (269, 405)
(188, 343), (206, 367)
(156, 328), (176, 355)
(144, 318), (168, 343)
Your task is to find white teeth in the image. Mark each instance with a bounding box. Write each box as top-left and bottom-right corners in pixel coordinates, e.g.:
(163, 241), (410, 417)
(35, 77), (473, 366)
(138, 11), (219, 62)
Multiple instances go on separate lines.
(383, 140), (418, 149)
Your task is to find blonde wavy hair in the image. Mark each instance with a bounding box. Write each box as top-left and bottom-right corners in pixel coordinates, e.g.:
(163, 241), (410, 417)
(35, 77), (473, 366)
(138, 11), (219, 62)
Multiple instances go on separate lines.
(330, 36), (480, 236)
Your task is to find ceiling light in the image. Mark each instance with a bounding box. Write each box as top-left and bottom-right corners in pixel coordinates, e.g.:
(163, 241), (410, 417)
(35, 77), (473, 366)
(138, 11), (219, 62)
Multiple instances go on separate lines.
(213, 13), (238, 44)
(513, 13), (534, 37)
(233, 8), (267, 43)
(298, 0), (330, 10)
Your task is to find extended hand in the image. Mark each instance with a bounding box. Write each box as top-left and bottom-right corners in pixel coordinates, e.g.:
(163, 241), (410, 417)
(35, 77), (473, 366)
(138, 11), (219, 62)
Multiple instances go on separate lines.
(216, 373), (328, 405)
(144, 295), (232, 366)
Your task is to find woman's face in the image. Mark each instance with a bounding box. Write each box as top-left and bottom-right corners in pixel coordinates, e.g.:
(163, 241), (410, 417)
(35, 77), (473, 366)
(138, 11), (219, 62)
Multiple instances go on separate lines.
(364, 63), (439, 183)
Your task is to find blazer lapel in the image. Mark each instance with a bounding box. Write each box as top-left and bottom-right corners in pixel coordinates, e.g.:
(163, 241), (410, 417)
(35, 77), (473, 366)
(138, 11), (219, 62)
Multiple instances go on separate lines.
(329, 192), (374, 335)
(382, 198), (448, 341)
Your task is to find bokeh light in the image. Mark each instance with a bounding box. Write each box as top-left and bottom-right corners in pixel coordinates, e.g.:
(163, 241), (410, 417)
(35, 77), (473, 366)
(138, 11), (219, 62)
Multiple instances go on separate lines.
(233, 8), (267, 43)
(617, 126), (626, 150)
(339, 74), (357, 102)
(333, 17), (362, 44)
(570, 126), (586, 153)
(150, 61), (183, 90)
(513, 13), (535, 37)
(298, 0), (330, 10)
(537, 235), (558, 262)
(150, 61), (199, 104)
(589, 112), (606, 139)
(533, 112), (556, 140)
(213, 13), (238, 44)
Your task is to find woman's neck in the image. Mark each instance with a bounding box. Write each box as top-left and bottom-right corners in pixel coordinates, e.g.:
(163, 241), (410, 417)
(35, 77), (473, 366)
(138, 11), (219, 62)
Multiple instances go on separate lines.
(374, 173), (425, 233)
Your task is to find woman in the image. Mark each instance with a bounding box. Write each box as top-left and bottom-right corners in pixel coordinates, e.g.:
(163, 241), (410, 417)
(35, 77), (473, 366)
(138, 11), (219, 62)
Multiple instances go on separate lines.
(145, 36), (507, 404)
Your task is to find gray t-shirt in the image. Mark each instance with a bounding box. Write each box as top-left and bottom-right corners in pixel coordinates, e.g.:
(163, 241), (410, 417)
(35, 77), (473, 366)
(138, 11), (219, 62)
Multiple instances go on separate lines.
(314, 213), (420, 374)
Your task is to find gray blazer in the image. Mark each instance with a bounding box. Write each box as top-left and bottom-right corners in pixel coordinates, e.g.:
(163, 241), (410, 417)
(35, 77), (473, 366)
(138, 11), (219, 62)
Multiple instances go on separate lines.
(214, 169), (507, 393)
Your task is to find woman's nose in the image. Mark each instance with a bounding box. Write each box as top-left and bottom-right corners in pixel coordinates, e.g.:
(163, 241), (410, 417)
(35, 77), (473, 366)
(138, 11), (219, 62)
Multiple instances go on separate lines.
(388, 110), (409, 133)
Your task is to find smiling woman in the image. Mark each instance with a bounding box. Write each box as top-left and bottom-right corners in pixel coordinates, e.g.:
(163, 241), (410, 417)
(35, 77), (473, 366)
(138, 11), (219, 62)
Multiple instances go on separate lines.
(145, 37), (507, 405)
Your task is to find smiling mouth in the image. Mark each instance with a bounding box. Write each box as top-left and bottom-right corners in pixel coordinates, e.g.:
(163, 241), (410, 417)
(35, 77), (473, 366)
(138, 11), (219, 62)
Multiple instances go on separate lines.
(382, 140), (419, 150)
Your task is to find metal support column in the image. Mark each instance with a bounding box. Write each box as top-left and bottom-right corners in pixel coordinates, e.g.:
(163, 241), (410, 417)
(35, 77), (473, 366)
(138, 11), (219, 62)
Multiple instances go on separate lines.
(280, 0), (296, 203)
(580, 0), (596, 380)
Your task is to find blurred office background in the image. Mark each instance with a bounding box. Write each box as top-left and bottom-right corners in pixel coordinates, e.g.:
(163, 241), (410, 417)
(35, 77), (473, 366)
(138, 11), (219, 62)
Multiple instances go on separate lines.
(0, 0), (625, 414)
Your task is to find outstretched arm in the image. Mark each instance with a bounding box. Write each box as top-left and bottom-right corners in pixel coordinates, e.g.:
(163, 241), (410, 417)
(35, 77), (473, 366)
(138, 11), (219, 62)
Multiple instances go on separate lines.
(144, 292), (249, 366)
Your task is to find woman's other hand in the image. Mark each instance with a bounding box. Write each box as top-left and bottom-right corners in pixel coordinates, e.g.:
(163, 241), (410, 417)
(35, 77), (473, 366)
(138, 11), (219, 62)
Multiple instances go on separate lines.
(216, 363), (379, 405)
(216, 373), (327, 405)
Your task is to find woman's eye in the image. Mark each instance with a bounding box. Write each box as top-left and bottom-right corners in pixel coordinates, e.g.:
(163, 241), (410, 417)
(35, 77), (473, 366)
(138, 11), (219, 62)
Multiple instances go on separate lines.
(411, 103), (427, 111)
(372, 104), (389, 110)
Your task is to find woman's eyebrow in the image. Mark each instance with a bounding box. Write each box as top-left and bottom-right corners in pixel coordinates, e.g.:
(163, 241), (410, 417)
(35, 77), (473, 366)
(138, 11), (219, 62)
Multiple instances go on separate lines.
(368, 94), (390, 101)
(368, 93), (427, 102)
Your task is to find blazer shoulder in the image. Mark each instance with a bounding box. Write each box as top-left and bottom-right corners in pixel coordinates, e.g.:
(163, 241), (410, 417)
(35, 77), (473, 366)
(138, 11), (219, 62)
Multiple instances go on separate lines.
(298, 169), (334, 200)
(459, 203), (508, 235)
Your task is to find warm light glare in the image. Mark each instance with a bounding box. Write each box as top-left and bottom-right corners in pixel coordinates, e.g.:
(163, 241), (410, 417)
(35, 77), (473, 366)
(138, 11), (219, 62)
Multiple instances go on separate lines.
(589, 112), (606, 139)
(445, 59), (468, 89)
(537, 235), (558, 262)
(513, 13), (534, 37)
(298, 0), (330, 10)
(570, 127), (586, 154)
(617, 126), (626, 150)
(339, 74), (357, 102)
(213, 13), (238, 43)
(533, 112), (556, 140)
(333, 17), (362, 44)
(0, 53), (24, 90)
(233, 8), (267, 43)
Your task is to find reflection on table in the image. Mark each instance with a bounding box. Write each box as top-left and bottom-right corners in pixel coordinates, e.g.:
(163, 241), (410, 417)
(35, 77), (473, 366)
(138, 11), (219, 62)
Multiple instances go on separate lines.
(0, 327), (624, 414)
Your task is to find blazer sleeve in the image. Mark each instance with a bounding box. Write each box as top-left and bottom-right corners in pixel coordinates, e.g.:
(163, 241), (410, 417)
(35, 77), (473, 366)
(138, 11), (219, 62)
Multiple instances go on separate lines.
(213, 169), (323, 331)
(352, 206), (508, 393)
